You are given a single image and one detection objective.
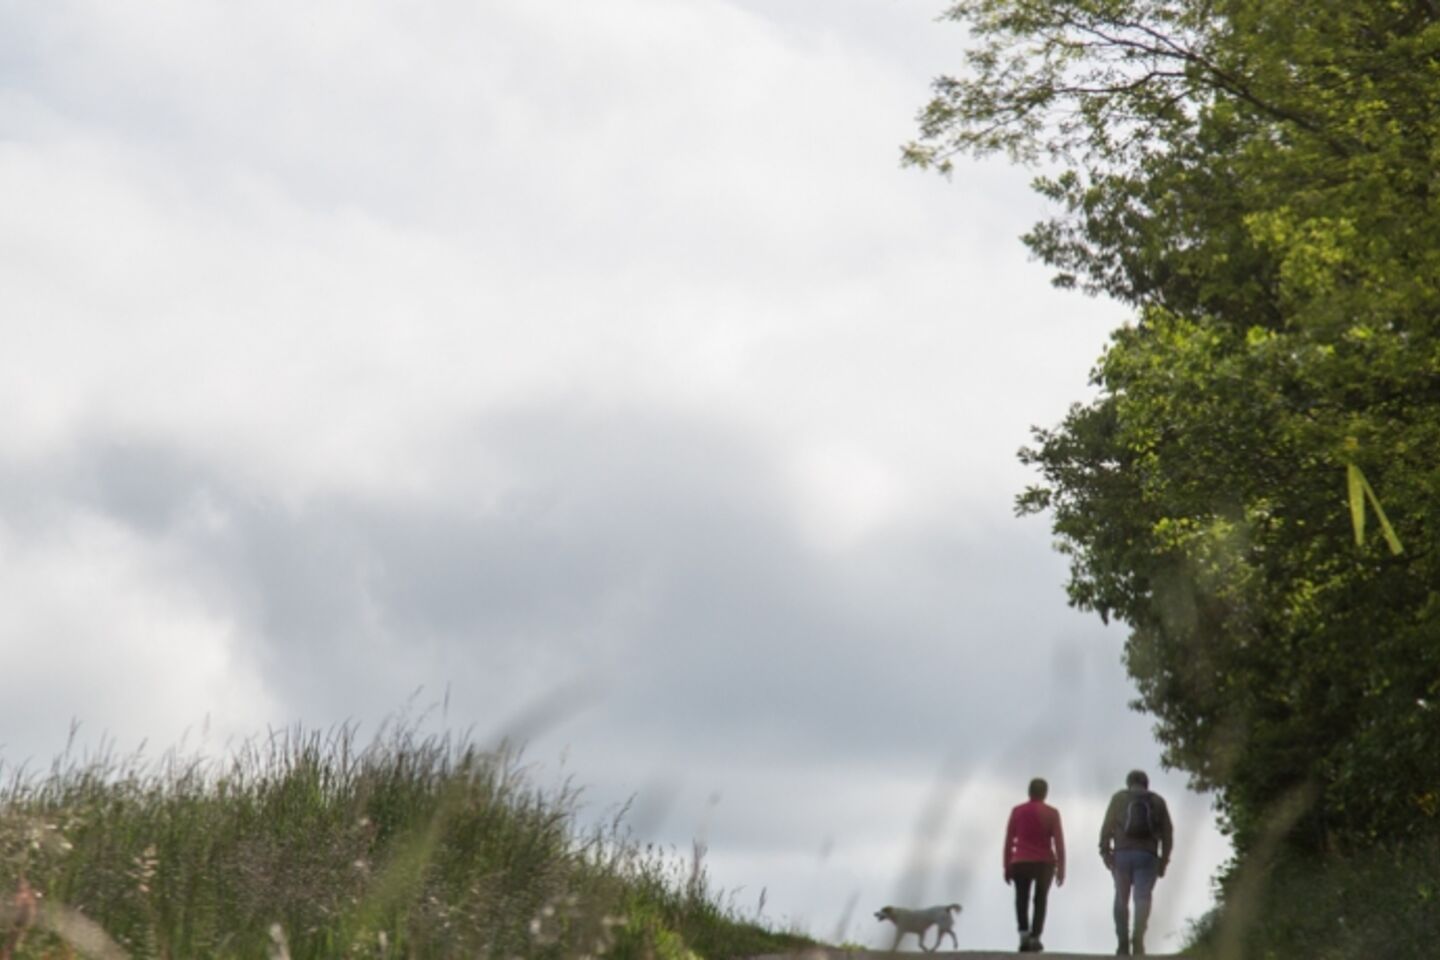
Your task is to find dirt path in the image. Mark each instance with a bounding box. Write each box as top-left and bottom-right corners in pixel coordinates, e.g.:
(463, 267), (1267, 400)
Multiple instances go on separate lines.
(749, 951), (1180, 960)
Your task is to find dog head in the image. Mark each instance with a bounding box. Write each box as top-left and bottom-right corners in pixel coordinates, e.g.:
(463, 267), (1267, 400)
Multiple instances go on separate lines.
(874, 906), (896, 923)
(948, 903), (963, 914)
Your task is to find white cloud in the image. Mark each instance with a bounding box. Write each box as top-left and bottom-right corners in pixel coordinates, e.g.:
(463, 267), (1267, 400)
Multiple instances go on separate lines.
(1, 0), (1123, 507)
(0, 509), (277, 761)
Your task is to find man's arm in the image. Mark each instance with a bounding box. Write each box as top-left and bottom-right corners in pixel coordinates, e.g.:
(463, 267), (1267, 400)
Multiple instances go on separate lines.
(1098, 793), (1119, 865)
(1157, 794), (1174, 875)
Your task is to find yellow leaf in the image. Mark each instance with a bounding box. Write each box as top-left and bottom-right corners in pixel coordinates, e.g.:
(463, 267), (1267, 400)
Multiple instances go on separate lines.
(1346, 463), (1365, 546)
(1345, 462), (1404, 555)
(1359, 470), (1404, 555)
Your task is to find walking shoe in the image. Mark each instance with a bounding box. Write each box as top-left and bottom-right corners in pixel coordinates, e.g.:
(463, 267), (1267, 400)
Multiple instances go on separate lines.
(1132, 936), (1145, 955)
(1027, 935), (1044, 952)
(1115, 935), (1129, 955)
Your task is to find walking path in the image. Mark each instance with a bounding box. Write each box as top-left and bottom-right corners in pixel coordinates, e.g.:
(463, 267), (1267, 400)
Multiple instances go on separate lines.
(750, 951), (1179, 960)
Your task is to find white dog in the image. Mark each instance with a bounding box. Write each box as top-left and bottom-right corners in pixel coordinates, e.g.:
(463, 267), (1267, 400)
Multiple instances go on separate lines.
(874, 903), (962, 951)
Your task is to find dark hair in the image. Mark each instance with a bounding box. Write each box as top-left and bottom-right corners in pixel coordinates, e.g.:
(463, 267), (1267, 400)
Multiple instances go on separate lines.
(1028, 777), (1048, 801)
(1126, 769), (1149, 789)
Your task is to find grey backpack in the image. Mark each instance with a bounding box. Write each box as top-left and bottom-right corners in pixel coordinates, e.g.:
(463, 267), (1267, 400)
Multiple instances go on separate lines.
(1122, 793), (1156, 840)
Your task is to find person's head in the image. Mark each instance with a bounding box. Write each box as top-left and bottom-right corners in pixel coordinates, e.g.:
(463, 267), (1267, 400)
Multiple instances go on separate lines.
(1126, 769), (1149, 790)
(1028, 777), (1048, 801)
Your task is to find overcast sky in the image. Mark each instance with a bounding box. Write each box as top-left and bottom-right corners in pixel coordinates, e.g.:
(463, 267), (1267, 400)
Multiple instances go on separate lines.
(0, 0), (1230, 952)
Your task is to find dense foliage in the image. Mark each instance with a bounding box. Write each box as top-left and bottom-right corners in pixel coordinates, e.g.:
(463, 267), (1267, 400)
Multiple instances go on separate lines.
(0, 724), (811, 959)
(910, 0), (1440, 952)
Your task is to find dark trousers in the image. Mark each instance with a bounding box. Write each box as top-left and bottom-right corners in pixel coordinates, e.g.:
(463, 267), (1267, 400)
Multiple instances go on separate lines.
(1012, 861), (1056, 936)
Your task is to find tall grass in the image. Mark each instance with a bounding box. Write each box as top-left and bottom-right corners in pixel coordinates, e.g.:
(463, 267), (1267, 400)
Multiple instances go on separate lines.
(0, 722), (813, 959)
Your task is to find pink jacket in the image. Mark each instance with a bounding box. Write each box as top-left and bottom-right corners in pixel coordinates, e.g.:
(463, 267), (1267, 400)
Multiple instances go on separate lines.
(1004, 799), (1066, 872)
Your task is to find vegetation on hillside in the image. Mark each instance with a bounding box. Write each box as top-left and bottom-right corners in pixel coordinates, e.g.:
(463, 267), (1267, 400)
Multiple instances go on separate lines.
(909, 1), (1440, 955)
(0, 722), (813, 959)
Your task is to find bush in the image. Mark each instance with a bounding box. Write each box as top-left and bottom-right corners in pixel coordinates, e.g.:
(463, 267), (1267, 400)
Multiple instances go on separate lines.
(1186, 834), (1440, 959)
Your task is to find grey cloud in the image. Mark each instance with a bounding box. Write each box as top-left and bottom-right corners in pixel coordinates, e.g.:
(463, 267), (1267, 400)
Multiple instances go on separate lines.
(0, 401), (1142, 782)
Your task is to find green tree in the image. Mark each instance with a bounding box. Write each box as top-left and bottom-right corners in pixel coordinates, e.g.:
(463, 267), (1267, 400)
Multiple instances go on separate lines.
(909, 0), (1440, 868)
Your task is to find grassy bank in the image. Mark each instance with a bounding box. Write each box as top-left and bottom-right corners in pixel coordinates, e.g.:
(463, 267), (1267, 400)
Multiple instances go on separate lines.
(0, 723), (814, 959)
(1185, 836), (1440, 959)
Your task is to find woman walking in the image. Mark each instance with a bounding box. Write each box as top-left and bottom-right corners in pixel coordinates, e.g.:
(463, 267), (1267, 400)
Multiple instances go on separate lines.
(1003, 777), (1066, 952)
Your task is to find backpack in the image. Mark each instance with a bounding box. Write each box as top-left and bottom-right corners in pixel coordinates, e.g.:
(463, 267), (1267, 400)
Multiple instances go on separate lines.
(1122, 792), (1156, 840)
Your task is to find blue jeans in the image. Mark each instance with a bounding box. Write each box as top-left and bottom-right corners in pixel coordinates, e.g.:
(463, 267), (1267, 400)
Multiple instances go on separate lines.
(1112, 849), (1159, 942)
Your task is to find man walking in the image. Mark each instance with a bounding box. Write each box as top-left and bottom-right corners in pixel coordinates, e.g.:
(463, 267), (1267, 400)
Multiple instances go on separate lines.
(1004, 777), (1066, 952)
(1099, 770), (1173, 955)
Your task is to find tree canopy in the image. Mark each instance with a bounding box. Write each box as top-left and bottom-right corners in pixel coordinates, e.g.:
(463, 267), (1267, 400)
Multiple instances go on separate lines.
(910, 0), (1440, 868)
